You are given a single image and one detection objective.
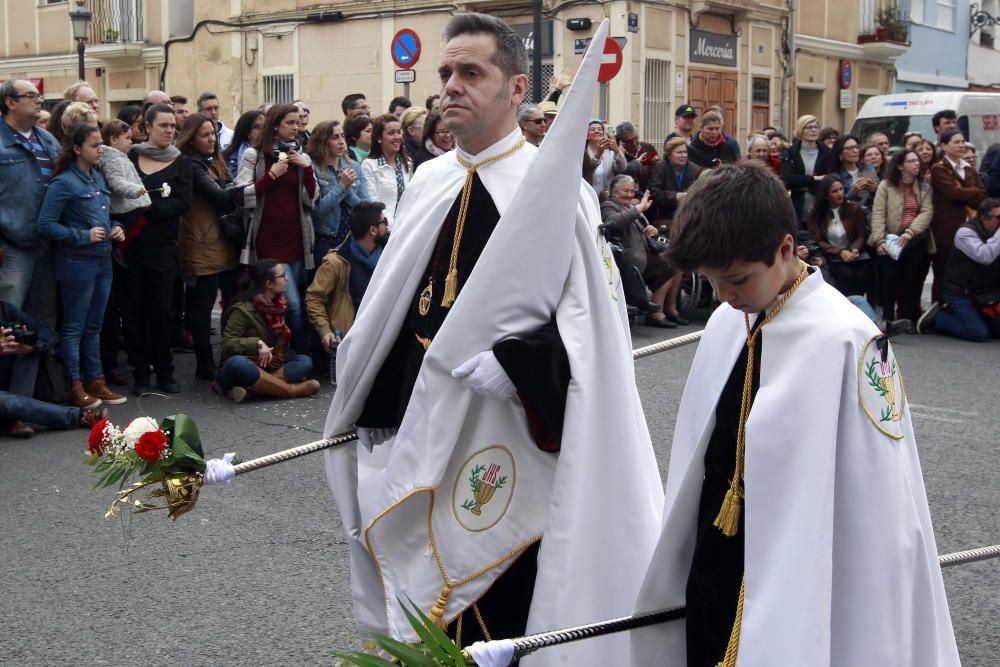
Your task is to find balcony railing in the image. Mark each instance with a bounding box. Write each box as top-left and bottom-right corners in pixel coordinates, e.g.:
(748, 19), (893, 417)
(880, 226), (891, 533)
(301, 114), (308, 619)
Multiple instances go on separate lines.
(858, 0), (909, 44)
(87, 0), (144, 44)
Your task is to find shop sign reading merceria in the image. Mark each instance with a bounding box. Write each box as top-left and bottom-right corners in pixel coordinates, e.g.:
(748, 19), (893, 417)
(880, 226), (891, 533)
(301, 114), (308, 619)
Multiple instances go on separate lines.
(689, 29), (737, 67)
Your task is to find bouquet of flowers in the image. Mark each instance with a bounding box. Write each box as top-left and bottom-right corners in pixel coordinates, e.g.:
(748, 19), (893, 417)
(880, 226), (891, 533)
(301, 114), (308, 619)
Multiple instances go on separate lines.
(84, 413), (221, 520)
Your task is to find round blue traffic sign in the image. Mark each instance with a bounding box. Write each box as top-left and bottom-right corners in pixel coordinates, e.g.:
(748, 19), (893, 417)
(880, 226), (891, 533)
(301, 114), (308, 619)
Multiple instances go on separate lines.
(391, 29), (421, 69)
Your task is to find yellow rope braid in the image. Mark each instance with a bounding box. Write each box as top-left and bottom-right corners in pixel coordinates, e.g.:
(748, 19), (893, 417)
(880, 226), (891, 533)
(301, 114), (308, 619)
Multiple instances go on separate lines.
(716, 576), (746, 667)
(442, 137), (527, 307)
(472, 603), (492, 641)
(713, 260), (809, 536)
(424, 489), (539, 632)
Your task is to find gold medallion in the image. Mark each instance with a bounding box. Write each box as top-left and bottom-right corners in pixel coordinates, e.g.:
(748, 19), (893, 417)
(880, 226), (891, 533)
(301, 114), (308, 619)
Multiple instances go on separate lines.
(418, 280), (433, 316)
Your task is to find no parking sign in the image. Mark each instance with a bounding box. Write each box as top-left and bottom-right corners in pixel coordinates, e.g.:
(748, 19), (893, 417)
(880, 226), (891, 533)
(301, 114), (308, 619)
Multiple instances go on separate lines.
(391, 29), (421, 69)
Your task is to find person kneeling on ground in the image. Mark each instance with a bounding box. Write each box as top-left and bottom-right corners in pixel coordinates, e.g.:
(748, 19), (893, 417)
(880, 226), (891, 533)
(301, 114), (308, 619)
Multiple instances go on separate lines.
(305, 201), (388, 385)
(0, 300), (106, 438)
(918, 197), (1000, 340)
(215, 259), (320, 402)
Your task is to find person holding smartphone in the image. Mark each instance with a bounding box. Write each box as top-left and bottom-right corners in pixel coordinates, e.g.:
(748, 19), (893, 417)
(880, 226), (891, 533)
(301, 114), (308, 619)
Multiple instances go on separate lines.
(583, 119), (627, 198)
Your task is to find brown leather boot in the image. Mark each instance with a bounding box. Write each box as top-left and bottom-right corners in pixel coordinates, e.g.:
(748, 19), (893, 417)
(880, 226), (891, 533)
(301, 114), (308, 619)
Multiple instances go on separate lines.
(83, 376), (128, 405)
(70, 381), (102, 410)
(250, 370), (321, 398)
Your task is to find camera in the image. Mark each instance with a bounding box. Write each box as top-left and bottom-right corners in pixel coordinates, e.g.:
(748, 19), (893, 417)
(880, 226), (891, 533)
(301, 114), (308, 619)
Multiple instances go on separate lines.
(1, 323), (38, 347)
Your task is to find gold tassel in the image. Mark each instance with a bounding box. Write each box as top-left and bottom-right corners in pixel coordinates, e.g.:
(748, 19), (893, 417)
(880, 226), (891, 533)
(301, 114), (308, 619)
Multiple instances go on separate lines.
(713, 482), (742, 537)
(428, 585), (451, 630)
(441, 268), (459, 308)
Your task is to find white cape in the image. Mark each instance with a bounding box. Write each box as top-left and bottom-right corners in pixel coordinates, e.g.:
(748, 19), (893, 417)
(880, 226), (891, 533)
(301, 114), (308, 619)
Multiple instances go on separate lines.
(325, 20), (663, 666)
(632, 271), (960, 666)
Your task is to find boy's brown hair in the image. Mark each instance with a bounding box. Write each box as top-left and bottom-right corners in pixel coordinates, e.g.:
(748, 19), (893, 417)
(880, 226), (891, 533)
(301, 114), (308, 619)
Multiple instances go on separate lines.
(666, 162), (797, 271)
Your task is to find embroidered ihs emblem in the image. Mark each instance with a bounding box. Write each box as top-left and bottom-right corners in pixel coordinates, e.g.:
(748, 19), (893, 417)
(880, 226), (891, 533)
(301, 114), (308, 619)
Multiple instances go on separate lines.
(858, 335), (907, 439)
(452, 445), (516, 532)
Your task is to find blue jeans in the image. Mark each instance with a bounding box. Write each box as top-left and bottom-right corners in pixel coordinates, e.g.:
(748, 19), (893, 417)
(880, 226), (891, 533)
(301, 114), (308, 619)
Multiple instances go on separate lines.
(0, 390), (78, 428)
(281, 261), (309, 354)
(847, 295), (878, 322)
(216, 352), (313, 392)
(56, 254), (113, 382)
(935, 294), (1000, 342)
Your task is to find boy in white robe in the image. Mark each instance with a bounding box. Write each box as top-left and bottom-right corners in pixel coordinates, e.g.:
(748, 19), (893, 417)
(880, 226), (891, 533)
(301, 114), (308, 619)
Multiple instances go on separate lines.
(631, 164), (960, 666)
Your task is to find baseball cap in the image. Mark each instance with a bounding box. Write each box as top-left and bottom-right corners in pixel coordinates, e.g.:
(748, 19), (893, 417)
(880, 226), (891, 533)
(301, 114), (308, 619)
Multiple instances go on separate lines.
(675, 104), (697, 118)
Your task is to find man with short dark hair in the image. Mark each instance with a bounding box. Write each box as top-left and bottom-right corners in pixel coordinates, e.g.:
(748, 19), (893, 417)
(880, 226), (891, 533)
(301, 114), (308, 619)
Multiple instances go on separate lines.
(324, 15), (660, 661)
(0, 79), (59, 326)
(665, 103), (697, 143)
(197, 91), (234, 150)
(388, 95), (411, 119)
(341, 93), (369, 117)
(305, 200), (388, 382)
(918, 197), (1000, 340)
(517, 104), (547, 145)
(819, 126), (840, 149)
(932, 109), (958, 144)
(170, 95), (189, 128)
(425, 93), (441, 113)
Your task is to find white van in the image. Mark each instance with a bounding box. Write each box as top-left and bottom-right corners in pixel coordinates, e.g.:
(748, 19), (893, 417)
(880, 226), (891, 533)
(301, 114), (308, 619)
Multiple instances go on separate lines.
(851, 92), (1000, 165)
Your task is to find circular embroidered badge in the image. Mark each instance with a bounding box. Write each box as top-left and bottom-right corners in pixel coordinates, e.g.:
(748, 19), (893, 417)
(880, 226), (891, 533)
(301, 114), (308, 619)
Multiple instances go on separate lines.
(857, 335), (907, 440)
(452, 445), (516, 532)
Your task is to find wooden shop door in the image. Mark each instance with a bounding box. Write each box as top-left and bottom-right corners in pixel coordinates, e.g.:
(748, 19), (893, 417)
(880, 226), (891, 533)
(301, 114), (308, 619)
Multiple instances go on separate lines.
(688, 68), (738, 133)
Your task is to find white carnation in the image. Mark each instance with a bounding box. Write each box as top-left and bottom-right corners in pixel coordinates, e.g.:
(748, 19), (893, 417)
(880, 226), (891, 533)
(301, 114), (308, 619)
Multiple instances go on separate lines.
(122, 417), (160, 447)
(278, 151), (288, 162)
(161, 182), (172, 197)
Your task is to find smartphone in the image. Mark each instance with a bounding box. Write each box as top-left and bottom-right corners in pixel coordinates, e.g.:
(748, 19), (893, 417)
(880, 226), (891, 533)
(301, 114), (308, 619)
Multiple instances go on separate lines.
(604, 124), (614, 138)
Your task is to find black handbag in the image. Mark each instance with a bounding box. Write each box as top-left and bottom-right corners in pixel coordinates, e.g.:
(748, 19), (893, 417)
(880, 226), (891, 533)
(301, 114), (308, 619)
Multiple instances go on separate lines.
(219, 210), (245, 246)
(645, 236), (668, 255)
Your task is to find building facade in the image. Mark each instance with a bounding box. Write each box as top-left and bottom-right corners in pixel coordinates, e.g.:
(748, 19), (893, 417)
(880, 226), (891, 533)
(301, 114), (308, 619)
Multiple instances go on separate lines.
(792, 0), (904, 133)
(968, 0), (1000, 89)
(1, 0), (909, 146)
(0, 0), (193, 117)
(894, 0), (970, 91)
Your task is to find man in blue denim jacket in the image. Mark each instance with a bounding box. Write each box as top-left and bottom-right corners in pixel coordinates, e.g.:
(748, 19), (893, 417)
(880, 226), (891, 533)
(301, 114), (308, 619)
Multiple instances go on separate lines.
(0, 79), (60, 322)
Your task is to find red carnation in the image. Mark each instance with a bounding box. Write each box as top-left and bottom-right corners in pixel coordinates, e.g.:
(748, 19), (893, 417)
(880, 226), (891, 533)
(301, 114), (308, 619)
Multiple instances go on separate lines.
(88, 419), (110, 455)
(135, 429), (168, 461)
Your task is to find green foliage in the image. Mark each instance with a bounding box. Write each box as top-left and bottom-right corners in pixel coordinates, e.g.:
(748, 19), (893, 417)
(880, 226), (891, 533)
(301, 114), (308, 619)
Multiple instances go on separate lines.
(332, 598), (469, 666)
(865, 359), (888, 397)
(468, 464), (485, 493)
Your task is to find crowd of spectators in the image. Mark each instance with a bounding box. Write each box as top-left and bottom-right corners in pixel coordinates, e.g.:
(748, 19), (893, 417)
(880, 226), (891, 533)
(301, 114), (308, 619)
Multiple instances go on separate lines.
(2, 74), (999, 438)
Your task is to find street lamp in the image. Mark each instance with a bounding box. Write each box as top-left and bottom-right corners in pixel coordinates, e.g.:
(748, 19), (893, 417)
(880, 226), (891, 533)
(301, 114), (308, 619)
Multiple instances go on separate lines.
(68, 0), (92, 82)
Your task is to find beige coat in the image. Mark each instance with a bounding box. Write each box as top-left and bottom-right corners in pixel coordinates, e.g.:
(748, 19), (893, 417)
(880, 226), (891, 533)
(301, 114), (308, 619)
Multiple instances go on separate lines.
(869, 178), (936, 254)
(304, 249), (356, 338)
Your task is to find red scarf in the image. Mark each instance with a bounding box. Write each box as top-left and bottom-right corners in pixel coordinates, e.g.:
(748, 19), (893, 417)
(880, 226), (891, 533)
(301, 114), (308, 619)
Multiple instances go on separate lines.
(699, 131), (725, 148)
(253, 293), (292, 344)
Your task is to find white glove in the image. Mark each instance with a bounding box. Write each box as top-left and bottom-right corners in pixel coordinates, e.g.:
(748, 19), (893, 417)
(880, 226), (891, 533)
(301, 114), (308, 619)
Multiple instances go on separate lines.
(356, 427), (396, 452)
(451, 350), (516, 400)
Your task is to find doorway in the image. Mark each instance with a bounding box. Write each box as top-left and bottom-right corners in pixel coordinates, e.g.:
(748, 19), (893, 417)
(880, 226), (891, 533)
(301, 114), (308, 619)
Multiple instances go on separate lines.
(688, 68), (738, 132)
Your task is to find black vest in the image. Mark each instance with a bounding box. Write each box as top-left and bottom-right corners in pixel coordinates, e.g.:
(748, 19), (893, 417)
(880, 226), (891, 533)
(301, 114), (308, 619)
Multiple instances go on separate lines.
(942, 217), (1000, 297)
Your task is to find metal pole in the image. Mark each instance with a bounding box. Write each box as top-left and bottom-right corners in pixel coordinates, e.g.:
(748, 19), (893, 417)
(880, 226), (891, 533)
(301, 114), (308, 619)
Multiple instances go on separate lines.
(77, 40), (86, 82)
(403, 82), (410, 103)
(599, 82), (608, 121)
(532, 0), (543, 102)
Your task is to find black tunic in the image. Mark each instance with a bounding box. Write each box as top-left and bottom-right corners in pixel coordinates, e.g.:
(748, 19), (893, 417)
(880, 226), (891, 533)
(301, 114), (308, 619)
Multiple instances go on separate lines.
(355, 173), (570, 645)
(685, 316), (762, 666)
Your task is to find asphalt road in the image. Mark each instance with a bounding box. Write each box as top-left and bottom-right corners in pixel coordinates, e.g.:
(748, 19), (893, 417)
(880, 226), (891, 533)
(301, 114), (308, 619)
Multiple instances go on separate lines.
(1, 309), (997, 665)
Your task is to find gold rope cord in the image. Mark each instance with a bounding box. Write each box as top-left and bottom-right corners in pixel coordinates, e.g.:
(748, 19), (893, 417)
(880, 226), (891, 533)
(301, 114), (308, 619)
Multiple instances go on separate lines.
(424, 488), (540, 632)
(441, 137), (527, 307)
(713, 260), (809, 537)
(716, 576), (746, 667)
